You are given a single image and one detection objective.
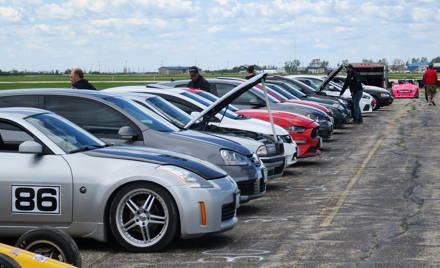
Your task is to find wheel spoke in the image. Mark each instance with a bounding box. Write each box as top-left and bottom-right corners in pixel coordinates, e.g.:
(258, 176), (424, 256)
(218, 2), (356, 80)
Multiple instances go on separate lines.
(123, 218), (138, 232)
(140, 225), (151, 242)
(126, 198), (139, 214)
(149, 214), (166, 225)
(143, 195), (156, 212)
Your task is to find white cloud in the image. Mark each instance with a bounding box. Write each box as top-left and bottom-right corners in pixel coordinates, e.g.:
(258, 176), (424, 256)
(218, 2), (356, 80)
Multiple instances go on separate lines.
(0, 7), (22, 22)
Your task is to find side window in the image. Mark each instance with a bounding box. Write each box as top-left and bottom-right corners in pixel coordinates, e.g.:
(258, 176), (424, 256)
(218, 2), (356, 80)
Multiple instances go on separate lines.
(166, 99), (202, 115)
(215, 84), (235, 97)
(0, 96), (40, 108)
(44, 96), (140, 139)
(0, 121), (34, 152)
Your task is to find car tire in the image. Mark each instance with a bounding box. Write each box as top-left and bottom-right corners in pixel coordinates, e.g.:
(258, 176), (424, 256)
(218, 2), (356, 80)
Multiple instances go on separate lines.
(372, 96), (380, 111)
(0, 254), (21, 268)
(415, 91), (419, 98)
(109, 182), (179, 252)
(15, 227), (81, 267)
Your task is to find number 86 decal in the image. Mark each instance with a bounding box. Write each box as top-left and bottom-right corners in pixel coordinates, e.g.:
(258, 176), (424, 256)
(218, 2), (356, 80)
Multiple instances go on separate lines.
(12, 185), (60, 214)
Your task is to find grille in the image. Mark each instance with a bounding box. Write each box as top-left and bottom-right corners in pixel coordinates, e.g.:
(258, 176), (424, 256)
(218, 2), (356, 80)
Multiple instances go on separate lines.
(268, 166), (284, 177)
(237, 179), (263, 196)
(221, 202), (235, 221)
(260, 178), (266, 192)
(311, 127), (319, 139)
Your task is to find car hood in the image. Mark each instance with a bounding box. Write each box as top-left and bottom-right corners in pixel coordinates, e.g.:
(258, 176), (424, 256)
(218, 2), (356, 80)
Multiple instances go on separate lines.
(318, 65), (343, 92)
(362, 85), (389, 93)
(392, 84), (419, 90)
(237, 109), (317, 128)
(281, 99), (329, 113)
(85, 145), (227, 180)
(171, 129), (251, 156)
(184, 73), (268, 129)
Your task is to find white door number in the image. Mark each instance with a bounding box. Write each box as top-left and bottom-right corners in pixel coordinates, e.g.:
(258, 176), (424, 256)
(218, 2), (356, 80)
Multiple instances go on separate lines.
(12, 185), (60, 214)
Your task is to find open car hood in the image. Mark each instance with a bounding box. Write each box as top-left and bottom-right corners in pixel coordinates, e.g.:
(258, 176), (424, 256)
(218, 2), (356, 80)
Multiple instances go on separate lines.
(184, 72), (268, 129)
(318, 65), (343, 92)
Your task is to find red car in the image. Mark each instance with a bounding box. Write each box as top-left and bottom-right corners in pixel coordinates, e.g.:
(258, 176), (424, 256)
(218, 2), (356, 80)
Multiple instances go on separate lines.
(392, 81), (420, 98)
(236, 109), (321, 158)
(183, 88), (321, 158)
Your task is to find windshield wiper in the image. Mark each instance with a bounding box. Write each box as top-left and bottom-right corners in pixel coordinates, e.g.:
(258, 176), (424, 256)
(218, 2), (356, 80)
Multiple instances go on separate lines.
(69, 144), (110, 154)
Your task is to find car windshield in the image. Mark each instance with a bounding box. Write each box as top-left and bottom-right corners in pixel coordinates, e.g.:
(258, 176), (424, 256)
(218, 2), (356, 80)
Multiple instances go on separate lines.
(196, 91), (240, 112)
(26, 113), (105, 153)
(250, 88), (280, 103)
(267, 84), (299, 99)
(104, 96), (179, 132)
(181, 92), (239, 119)
(277, 82), (307, 98)
(144, 96), (191, 128)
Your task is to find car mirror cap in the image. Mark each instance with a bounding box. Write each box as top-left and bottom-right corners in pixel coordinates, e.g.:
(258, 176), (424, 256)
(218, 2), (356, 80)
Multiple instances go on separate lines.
(19, 141), (43, 154)
(118, 126), (137, 140)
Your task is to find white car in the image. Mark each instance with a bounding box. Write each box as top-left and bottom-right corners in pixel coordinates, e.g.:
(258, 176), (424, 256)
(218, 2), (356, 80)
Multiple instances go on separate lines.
(103, 83), (298, 169)
(288, 75), (374, 113)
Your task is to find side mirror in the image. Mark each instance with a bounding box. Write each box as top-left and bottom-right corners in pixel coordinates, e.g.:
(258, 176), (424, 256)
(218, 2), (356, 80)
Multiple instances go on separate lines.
(19, 141), (43, 154)
(118, 126), (137, 140)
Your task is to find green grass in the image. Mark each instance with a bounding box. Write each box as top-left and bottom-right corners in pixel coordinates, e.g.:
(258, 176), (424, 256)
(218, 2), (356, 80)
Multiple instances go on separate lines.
(0, 82), (147, 90)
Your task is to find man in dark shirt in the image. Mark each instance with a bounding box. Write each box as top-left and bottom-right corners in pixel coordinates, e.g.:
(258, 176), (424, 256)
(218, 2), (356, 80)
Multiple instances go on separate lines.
(70, 68), (96, 90)
(340, 64), (363, 124)
(245, 65), (257, 79)
(187, 66), (211, 92)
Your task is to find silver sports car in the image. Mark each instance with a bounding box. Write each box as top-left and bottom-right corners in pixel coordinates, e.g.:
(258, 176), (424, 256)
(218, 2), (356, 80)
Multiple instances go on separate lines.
(0, 108), (239, 252)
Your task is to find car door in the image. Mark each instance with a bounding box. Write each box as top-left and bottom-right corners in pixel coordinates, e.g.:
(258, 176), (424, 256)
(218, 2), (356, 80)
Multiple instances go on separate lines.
(43, 95), (144, 145)
(0, 120), (73, 224)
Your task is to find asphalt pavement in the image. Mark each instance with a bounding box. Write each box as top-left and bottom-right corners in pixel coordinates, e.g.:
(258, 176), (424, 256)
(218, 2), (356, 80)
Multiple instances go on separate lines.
(79, 97), (440, 267)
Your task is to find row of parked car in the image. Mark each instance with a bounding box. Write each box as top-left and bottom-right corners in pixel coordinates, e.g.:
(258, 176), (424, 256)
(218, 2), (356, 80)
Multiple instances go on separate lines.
(0, 68), (394, 255)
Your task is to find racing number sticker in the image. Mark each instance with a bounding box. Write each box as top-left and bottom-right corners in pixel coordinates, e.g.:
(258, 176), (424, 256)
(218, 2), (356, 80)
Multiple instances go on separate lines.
(12, 185), (60, 214)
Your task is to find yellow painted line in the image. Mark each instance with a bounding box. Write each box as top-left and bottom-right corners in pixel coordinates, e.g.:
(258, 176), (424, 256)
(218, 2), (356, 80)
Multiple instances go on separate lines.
(320, 104), (411, 228)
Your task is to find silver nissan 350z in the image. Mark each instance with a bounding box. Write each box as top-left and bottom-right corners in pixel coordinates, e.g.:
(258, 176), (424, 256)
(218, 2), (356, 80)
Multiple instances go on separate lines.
(0, 107), (239, 252)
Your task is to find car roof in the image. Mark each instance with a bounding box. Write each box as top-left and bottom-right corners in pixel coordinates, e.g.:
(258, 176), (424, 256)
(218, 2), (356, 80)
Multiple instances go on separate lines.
(0, 88), (118, 99)
(0, 107), (49, 119)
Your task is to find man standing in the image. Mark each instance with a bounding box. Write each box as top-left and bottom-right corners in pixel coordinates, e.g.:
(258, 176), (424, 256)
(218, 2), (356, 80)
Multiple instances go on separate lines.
(70, 68), (96, 90)
(187, 66), (211, 92)
(423, 64), (438, 105)
(245, 65), (257, 79)
(340, 64), (363, 124)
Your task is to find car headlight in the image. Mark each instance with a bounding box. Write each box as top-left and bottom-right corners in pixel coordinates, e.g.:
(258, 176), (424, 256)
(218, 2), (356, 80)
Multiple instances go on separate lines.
(362, 95), (370, 99)
(286, 126), (307, 133)
(338, 99), (348, 105)
(331, 103), (340, 108)
(220, 149), (249, 166)
(256, 145), (268, 156)
(157, 165), (213, 188)
(380, 92), (389, 97)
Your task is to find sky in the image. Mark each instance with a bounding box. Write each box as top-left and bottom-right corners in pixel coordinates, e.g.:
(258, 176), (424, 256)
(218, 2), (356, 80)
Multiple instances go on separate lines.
(0, 0), (439, 72)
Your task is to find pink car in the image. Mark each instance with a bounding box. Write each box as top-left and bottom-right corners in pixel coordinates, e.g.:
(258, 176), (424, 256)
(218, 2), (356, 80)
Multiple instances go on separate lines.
(392, 80), (419, 98)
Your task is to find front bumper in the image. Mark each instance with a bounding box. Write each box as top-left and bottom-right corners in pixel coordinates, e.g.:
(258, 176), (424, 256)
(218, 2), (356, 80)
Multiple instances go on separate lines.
(171, 176), (240, 239)
(260, 154), (286, 180)
(392, 90), (418, 98)
(318, 120), (333, 141)
(379, 95), (394, 106)
(218, 163), (265, 203)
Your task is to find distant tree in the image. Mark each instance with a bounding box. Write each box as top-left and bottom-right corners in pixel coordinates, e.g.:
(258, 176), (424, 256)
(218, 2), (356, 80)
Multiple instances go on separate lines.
(377, 58), (388, 65)
(421, 57), (428, 63)
(411, 58), (420, 64)
(64, 69), (71, 74)
(340, 59), (349, 66)
(392, 59), (404, 66)
(362, 59), (374, 64)
(320, 60), (329, 68)
(284, 59), (301, 73)
(431, 56), (440, 63)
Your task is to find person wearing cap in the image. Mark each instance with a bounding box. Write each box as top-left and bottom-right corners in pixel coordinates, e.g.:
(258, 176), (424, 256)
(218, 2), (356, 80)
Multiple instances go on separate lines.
(340, 64), (363, 124)
(187, 66), (211, 92)
(70, 68), (96, 90)
(245, 65), (257, 79)
(423, 63), (438, 105)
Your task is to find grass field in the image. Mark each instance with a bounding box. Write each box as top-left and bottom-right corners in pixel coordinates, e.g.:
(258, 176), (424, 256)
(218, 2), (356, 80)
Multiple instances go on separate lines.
(0, 72), (424, 90)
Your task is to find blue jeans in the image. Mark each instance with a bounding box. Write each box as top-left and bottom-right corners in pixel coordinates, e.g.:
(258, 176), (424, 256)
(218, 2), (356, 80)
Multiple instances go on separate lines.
(352, 90), (363, 123)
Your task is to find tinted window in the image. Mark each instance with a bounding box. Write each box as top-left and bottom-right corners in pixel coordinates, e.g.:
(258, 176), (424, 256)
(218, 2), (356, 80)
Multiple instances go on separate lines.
(0, 95), (40, 108)
(44, 96), (141, 139)
(0, 121), (34, 152)
(214, 83), (235, 97)
(144, 96), (192, 127)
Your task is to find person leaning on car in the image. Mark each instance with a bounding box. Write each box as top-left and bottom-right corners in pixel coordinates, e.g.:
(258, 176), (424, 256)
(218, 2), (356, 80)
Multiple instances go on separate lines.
(187, 66), (211, 92)
(70, 68), (96, 90)
(340, 64), (363, 124)
(423, 64), (438, 105)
